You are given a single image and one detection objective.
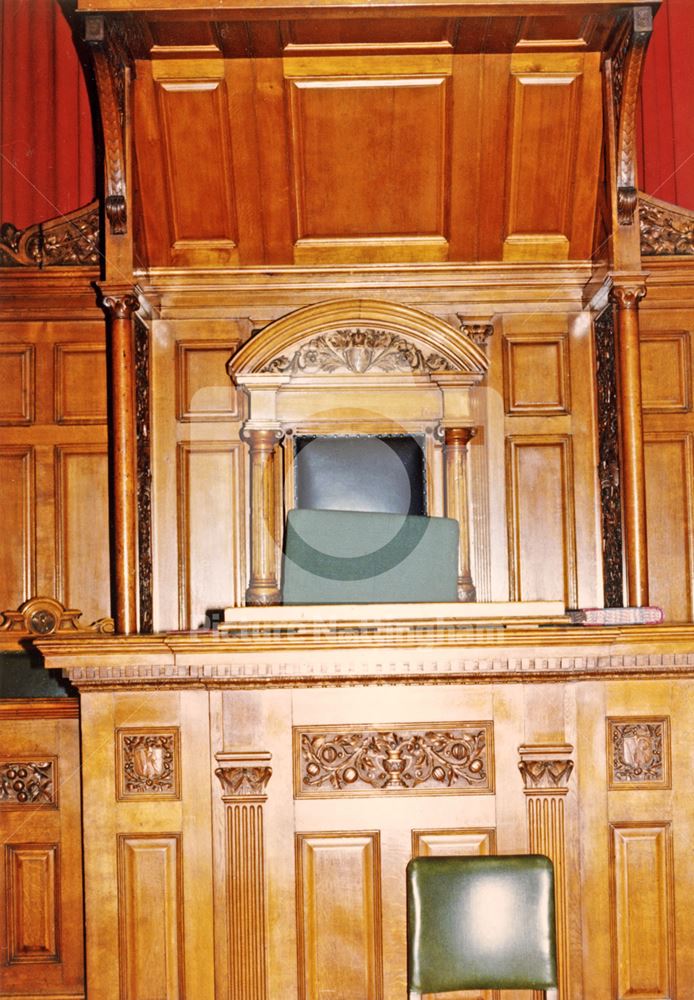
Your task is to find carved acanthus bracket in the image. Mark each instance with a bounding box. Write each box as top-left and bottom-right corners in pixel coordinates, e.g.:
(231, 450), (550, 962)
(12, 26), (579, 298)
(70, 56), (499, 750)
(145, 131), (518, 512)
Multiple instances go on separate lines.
(215, 752), (273, 801)
(262, 329), (456, 376)
(611, 7), (654, 226)
(640, 194), (694, 256)
(456, 316), (494, 352)
(518, 744), (574, 793)
(0, 597), (114, 638)
(0, 201), (100, 268)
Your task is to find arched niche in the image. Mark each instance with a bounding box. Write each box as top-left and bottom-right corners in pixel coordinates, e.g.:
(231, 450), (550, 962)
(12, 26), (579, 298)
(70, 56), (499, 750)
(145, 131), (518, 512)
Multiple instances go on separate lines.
(228, 299), (488, 605)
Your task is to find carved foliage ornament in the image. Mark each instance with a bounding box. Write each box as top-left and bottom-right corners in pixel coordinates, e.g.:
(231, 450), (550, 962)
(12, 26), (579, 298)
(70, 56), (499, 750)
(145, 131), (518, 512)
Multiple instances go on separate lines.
(640, 197), (694, 256)
(594, 306), (624, 607)
(608, 717), (670, 789)
(0, 202), (100, 268)
(117, 729), (180, 799)
(262, 329), (456, 376)
(295, 723), (492, 796)
(135, 316), (153, 633)
(215, 766), (273, 798)
(518, 759), (574, 789)
(0, 759), (55, 806)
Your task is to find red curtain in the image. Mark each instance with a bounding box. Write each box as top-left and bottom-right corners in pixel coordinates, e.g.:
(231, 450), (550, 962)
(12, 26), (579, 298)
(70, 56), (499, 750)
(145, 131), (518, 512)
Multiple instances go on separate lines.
(639, 0), (694, 211)
(0, 0), (94, 229)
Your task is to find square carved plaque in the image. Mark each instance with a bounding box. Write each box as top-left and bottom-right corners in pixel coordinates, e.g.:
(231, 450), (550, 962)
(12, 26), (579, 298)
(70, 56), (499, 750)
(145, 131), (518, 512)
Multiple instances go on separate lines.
(607, 717), (671, 790)
(116, 728), (181, 800)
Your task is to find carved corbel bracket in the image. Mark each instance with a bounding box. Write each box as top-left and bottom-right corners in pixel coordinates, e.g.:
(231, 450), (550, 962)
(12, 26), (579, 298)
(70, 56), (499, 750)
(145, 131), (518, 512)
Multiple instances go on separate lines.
(0, 202), (100, 268)
(456, 315), (494, 352)
(215, 751), (273, 802)
(611, 7), (654, 226)
(0, 597), (114, 638)
(518, 743), (574, 794)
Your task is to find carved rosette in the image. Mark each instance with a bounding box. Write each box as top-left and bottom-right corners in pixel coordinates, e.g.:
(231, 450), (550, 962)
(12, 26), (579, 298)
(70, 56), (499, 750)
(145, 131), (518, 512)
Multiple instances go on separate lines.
(262, 329), (456, 376)
(295, 723), (492, 797)
(519, 744), (573, 1000)
(0, 201), (100, 267)
(640, 195), (694, 256)
(608, 717), (670, 790)
(0, 759), (56, 806)
(0, 596), (114, 637)
(594, 306), (624, 608)
(117, 729), (180, 799)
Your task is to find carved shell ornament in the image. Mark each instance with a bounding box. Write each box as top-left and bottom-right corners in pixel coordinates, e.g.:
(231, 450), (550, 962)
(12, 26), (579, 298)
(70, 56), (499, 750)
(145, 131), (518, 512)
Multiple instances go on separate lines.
(262, 328), (456, 375)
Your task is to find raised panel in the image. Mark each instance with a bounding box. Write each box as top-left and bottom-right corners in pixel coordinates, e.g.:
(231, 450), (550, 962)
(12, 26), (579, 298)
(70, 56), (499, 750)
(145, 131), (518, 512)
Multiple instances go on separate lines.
(411, 828), (496, 857)
(504, 55), (583, 260)
(54, 445), (110, 622)
(506, 436), (577, 605)
(5, 844), (60, 964)
(177, 441), (246, 628)
(610, 824), (675, 1000)
(296, 832), (383, 1000)
(0, 344), (34, 424)
(286, 55), (450, 263)
(54, 343), (107, 423)
(503, 334), (570, 414)
(645, 434), (694, 621)
(153, 59), (238, 266)
(175, 341), (240, 421)
(118, 834), (184, 1000)
(640, 331), (691, 413)
(0, 446), (35, 608)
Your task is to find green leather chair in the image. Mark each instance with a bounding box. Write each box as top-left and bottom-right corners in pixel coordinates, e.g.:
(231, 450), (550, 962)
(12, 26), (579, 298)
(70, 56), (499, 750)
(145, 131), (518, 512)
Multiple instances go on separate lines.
(406, 854), (557, 998)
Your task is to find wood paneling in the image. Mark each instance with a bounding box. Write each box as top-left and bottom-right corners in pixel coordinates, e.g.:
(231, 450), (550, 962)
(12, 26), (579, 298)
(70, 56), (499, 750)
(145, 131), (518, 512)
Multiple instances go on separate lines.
(412, 828), (496, 857)
(0, 344), (33, 424)
(5, 844), (60, 964)
(175, 341), (240, 422)
(54, 444), (110, 624)
(118, 834), (184, 1000)
(296, 832), (383, 1000)
(610, 823), (676, 1000)
(53, 343), (107, 424)
(503, 333), (571, 415)
(506, 436), (577, 605)
(176, 441), (246, 628)
(645, 433), (694, 622)
(0, 446), (35, 608)
(640, 331), (691, 414)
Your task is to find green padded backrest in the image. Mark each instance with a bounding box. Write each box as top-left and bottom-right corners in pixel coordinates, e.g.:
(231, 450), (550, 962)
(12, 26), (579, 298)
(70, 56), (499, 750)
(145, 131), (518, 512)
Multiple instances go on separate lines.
(407, 855), (557, 993)
(282, 508), (459, 604)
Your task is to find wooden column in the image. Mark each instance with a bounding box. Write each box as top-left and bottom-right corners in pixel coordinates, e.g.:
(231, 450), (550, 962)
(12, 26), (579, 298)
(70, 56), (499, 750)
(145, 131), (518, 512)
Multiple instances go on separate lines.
(243, 427), (283, 606)
(443, 427), (476, 601)
(612, 283), (649, 607)
(518, 743), (574, 1000)
(215, 752), (272, 1000)
(101, 290), (140, 634)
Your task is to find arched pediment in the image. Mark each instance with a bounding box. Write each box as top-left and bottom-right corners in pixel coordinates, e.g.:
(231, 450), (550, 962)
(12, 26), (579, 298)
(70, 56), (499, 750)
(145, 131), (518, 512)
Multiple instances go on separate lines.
(228, 299), (488, 380)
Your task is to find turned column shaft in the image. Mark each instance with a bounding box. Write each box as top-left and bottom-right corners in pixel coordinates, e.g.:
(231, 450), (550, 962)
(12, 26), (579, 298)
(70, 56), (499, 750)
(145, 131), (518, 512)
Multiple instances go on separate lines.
(102, 292), (139, 634)
(613, 285), (649, 607)
(444, 427), (476, 601)
(245, 428), (282, 606)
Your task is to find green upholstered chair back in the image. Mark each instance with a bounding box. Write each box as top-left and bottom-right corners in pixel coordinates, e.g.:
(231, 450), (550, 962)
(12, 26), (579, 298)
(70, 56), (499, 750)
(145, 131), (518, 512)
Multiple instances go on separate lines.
(282, 508), (459, 604)
(406, 854), (557, 996)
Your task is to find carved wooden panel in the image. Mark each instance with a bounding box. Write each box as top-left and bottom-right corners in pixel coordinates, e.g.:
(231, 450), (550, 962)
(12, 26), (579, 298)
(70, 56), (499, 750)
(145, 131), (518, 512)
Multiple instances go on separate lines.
(294, 722), (493, 797)
(176, 441), (246, 628)
(0, 446), (35, 609)
(610, 824), (675, 1000)
(640, 331), (692, 413)
(116, 728), (181, 800)
(285, 54), (451, 263)
(118, 834), (184, 1000)
(607, 717), (671, 790)
(412, 828), (496, 857)
(175, 340), (241, 421)
(54, 444), (110, 624)
(0, 344), (34, 424)
(54, 343), (107, 424)
(502, 333), (571, 414)
(152, 59), (239, 267)
(5, 843), (60, 964)
(296, 832), (383, 1000)
(0, 758), (56, 806)
(506, 436), (578, 605)
(645, 433), (694, 622)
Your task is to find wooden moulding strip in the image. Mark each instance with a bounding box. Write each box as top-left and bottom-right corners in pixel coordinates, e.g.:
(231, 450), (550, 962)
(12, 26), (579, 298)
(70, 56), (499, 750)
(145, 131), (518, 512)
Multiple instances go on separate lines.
(0, 698), (79, 719)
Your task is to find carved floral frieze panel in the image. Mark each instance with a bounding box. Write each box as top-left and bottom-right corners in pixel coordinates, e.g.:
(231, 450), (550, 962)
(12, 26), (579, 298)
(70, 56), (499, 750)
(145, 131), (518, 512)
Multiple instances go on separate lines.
(607, 717), (671, 790)
(0, 758), (56, 806)
(116, 728), (181, 800)
(294, 722), (493, 797)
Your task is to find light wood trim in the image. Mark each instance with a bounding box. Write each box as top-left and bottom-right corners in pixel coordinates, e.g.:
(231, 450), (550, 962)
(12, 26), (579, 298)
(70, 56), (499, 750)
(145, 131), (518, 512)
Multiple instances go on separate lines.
(0, 699), (79, 720)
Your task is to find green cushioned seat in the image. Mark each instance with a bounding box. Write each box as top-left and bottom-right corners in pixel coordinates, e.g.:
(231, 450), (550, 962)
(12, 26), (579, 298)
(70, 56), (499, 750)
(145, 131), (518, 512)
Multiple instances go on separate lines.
(407, 854), (557, 996)
(282, 508), (459, 604)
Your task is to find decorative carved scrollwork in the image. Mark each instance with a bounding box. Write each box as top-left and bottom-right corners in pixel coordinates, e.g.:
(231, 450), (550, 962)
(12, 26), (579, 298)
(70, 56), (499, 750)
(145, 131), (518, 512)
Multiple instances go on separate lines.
(0, 202), (100, 267)
(594, 306), (624, 607)
(457, 317), (494, 351)
(263, 329), (456, 375)
(296, 724), (492, 796)
(0, 597), (114, 637)
(640, 194), (694, 256)
(0, 759), (55, 805)
(608, 717), (670, 788)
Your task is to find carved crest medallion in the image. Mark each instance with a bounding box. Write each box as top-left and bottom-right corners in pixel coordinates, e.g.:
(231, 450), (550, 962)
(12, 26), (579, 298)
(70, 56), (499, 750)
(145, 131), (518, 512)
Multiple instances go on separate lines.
(607, 717), (671, 789)
(116, 728), (181, 800)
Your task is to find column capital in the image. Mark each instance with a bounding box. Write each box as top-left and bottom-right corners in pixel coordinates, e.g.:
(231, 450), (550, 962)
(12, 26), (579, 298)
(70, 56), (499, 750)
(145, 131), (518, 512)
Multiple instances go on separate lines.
(518, 743), (574, 793)
(442, 426), (476, 448)
(100, 287), (140, 320)
(457, 316), (494, 350)
(611, 283), (646, 310)
(240, 426), (284, 450)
